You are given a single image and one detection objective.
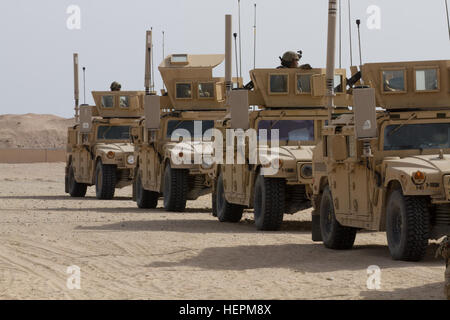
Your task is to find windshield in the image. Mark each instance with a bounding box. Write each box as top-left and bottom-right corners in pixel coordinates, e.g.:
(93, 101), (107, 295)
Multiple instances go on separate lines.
(257, 120), (314, 141)
(97, 126), (130, 140)
(166, 120), (215, 139)
(384, 123), (450, 150)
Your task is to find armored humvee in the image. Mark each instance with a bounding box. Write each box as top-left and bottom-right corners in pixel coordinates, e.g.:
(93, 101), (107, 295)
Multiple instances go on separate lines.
(132, 53), (237, 211)
(205, 66), (352, 231)
(312, 60), (450, 261)
(65, 54), (141, 199)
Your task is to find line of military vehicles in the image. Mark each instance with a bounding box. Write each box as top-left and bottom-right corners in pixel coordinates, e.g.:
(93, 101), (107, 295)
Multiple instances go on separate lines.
(64, 1), (449, 299)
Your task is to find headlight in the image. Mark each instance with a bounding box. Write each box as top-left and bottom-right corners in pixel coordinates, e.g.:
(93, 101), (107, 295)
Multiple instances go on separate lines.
(412, 170), (426, 185)
(127, 155), (135, 165)
(300, 163), (313, 179)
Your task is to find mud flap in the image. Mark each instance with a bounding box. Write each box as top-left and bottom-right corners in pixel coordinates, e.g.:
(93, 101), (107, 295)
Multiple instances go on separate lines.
(312, 213), (322, 242)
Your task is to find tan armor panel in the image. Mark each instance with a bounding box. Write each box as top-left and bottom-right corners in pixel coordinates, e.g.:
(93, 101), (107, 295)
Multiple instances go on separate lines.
(145, 95), (161, 129)
(353, 87), (378, 139)
(79, 104), (92, 133)
(230, 90), (249, 130)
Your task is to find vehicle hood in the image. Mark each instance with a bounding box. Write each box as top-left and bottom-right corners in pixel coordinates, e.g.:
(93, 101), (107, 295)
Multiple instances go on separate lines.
(384, 154), (450, 175)
(95, 143), (134, 154)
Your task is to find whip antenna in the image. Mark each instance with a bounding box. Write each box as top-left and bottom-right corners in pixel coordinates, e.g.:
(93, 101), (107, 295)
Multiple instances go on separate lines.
(348, 0), (353, 66)
(82, 67), (86, 105)
(339, 0), (342, 68)
(234, 33), (239, 87)
(356, 19), (363, 66)
(162, 31), (166, 90)
(238, 0), (243, 83)
(446, 0), (450, 40)
(73, 53), (80, 122)
(144, 30), (152, 95)
(253, 3), (257, 69)
(151, 27), (155, 92)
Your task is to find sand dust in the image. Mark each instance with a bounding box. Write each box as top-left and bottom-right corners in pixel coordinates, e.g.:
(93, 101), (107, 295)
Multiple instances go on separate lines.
(0, 163), (447, 300)
(0, 114), (73, 149)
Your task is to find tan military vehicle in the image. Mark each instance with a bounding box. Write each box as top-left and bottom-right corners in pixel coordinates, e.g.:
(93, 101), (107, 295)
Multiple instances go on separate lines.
(197, 14), (351, 231)
(131, 53), (235, 211)
(207, 67), (351, 231)
(312, 60), (450, 261)
(65, 54), (141, 199)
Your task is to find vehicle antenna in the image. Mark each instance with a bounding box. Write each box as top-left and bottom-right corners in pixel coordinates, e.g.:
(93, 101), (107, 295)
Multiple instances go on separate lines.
(238, 0), (243, 83)
(356, 19), (363, 66)
(151, 27), (155, 92)
(339, 0), (342, 68)
(73, 53), (79, 122)
(326, 0), (338, 121)
(348, 0), (353, 66)
(162, 31), (166, 90)
(82, 67), (86, 105)
(253, 3), (257, 69)
(145, 30), (152, 95)
(445, 0), (450, 40)
(234, 33), (239, 87)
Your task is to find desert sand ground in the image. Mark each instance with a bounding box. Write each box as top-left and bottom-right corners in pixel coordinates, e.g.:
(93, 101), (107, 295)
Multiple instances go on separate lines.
(0, 162), (447, 300)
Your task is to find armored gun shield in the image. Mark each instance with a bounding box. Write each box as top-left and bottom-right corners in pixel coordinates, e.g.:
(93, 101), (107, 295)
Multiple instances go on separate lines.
(144, 95), (161, 130)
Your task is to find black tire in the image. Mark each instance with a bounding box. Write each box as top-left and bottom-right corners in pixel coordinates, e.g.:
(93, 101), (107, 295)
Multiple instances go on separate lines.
(68, 165), (87, 198)
(320, 186), (357, 250)
(135, 169), (158, 209)
(216, 172), (244, 222)
(386, 189), (429, 261)
(95, 160), (116, 200)
(163, 163), (188, 212)
(253, 174), (285, 231)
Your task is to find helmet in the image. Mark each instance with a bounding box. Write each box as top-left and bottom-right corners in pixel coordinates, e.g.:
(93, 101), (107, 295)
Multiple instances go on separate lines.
(281, 51), (301, 63)
(110, 81), (121, 91)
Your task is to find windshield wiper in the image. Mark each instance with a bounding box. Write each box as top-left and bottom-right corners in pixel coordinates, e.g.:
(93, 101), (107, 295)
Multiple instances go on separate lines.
(387, 113), (417, 137)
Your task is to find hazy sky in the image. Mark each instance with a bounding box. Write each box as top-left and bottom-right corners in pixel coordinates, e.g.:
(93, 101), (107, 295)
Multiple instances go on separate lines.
(0, 0), (449, 118)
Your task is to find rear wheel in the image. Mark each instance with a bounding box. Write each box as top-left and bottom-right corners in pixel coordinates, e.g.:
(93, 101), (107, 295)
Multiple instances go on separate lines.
(163, 163), (188, 212)
(95, 160), (116, 200)
(68, 165), (87, 198)
(320, 186), (357, 250)
(386, 189), (429, 261)
(216, 172), (244, 223)
(135, 169), (158, 209)
(253, 175), (285, 231)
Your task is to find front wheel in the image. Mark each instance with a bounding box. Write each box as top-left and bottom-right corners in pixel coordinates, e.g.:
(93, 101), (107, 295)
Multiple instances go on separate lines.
(386, 189), (429, 261)
(216, 172), (244, 223)
(68, 165), (87, 198)
(95, 161), (116, 200)
(253, 175), (285, 231)
(135, 169), (158, 209)
(163, 163), (188, 212)
(320, 186), (357, 250)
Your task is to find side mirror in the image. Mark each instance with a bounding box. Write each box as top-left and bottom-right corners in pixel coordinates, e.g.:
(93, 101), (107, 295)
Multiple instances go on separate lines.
(229, 90), (249, 130)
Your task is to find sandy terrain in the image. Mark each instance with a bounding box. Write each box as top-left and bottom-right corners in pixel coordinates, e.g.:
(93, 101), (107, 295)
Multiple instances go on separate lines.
(0, 114), (73, 149)
(0, 162), (447, 300)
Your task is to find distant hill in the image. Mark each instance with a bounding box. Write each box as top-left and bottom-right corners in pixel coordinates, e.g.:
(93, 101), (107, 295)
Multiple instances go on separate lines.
(0, 114), (74, 149)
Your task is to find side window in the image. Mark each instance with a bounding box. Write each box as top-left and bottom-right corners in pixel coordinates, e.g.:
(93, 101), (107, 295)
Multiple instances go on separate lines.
(176, 83), (192, 99)
(415, 68), (439, 92)
(381, 69), (406, 93)
(119, 96), (129, 108)
(269, 74), (288, 94)
(296, 74), (312, 94)
(101, 96), (114, 108)
(198, 82), (215, 99)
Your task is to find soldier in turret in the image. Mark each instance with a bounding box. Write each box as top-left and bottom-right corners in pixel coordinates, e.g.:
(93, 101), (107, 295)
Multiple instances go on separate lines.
(278, 51), (312, 69)
(110, 81), (122, 91)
